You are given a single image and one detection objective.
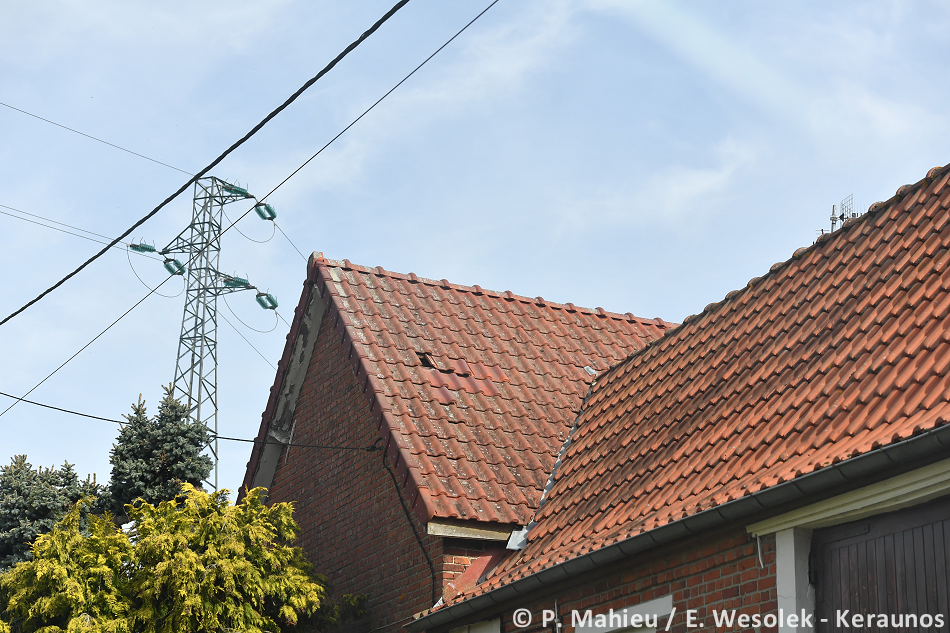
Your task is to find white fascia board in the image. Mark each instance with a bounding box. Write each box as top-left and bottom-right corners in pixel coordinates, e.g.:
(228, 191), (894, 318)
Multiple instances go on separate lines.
(746, 457), (950, 536)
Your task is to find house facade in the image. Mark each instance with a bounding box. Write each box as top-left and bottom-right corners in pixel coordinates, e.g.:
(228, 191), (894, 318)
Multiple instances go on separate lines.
(408, 164), (950, 633)
(240, 258), (671, 630)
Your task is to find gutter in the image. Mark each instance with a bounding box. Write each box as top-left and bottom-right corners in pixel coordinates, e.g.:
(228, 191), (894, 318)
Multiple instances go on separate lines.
(406, 420), (950, 632)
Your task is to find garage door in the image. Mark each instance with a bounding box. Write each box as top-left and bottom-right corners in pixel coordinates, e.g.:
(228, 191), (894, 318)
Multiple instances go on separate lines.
(812, 496), (950, 632)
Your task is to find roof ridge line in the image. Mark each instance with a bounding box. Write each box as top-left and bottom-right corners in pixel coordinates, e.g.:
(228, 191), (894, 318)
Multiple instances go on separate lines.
(592, 162), (950, 387)
(311, 255), (669, 328)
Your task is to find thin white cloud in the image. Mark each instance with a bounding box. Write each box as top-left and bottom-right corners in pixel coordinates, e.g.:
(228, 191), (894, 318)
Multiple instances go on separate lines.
(0, 0), (294, 65)
(545, 136), (757, 237)
(581, 0), (943, 146)
(583, 0), (807, 122)
(279, 0), (580, 192)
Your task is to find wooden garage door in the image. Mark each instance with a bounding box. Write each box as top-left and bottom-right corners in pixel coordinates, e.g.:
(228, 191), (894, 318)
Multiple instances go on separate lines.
(812, 496), (950, 632)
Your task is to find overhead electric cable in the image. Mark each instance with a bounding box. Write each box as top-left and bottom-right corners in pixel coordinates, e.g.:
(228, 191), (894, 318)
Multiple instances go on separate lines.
(220, 311), (278, 370)
(0, 208), (114, 246)
(0, 390), (126, 424)
(274, 222), (307, 261)
(0, 100), (193, 175)
(2, 203), (118, 240)
(0, 0), (411, 329)
(0, 390), (379, 451)
(0, 204), (160, 259)
(275, 310), (293, 329)
(214, 435), (382, 452)
(224, 295), (278, 334)
(0, 0), (499, 421)
(212, 0), (501, 253)
(222, 208), (276, 244)
(126, 246), (185, 298)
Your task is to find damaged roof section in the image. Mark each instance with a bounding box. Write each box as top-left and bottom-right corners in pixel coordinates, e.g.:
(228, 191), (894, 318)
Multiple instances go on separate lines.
(244, 257), (672, 526)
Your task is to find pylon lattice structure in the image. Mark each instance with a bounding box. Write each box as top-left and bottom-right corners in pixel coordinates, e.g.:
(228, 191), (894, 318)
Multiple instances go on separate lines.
(132, 176), (278, 490)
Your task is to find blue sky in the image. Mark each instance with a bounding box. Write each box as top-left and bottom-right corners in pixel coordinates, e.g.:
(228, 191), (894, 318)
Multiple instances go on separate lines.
(1, 0), (948, 493)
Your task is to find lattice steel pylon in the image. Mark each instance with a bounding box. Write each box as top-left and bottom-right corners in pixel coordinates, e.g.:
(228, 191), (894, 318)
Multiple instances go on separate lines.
(132, 176), (278, 490)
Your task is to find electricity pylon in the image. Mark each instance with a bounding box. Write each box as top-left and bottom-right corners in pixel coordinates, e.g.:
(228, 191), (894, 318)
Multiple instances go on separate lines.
(131, 176), (278, 490)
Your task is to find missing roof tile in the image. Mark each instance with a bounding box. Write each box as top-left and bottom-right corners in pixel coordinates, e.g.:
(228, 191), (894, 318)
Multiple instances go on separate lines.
(417, 351), (437, 369)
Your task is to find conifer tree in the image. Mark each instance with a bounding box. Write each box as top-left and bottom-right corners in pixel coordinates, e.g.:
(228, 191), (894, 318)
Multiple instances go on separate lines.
(0, 498), (130, 633)
(0, 486), (365, 633)
(107, 386), (212, 514)
(0, 456), (101, 570)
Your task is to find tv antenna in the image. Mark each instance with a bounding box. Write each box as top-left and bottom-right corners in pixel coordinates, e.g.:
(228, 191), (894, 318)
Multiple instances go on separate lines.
(130, 177), (278, 490)
(830, 194), (857, 232)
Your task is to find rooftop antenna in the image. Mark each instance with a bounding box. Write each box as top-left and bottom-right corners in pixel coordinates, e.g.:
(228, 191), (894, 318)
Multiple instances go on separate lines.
(130, 177), (278, 491)
(841, 194), (855, 222)
(829, 194), (857, 232)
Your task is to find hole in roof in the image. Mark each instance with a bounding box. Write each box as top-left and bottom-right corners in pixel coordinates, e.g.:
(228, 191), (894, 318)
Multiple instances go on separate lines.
(416, 351), (473, 377)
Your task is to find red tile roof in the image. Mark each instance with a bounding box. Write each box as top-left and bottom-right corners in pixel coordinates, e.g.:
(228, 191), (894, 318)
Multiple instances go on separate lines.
(247, 258), (671, 525)
(461, 163), (950, 598)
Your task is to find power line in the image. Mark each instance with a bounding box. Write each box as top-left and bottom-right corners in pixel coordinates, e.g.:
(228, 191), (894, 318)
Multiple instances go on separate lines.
(1, 203), (117, 241)
(0, 390), (127, 424)
(0, 390), (380, 451)
(214, 0), (502, 253)
(0, 204), (161, 260)
(224, 295), (278, 334)
(222, 208), (276, 244)
(0, 100), (194, 176)
(220, 311), (277, 370)
(0, 208), (115, 246)
(275, 310), (293, 329)
(274, 222), (307, 261)
(0, 0), (499, 422)
(0, 0), (411, 329)
(215, 435), (382, 452)
(126, 246), (185, 298)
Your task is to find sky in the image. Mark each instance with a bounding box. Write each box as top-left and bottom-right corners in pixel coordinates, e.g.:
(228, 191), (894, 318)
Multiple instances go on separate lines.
(1, 0), (948, 494)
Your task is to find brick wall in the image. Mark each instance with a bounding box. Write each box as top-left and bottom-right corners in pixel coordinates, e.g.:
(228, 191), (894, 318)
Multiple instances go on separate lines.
(268, 306), (446, 632)
(442, 539), (495, 587)
(429, 528), (777, 633)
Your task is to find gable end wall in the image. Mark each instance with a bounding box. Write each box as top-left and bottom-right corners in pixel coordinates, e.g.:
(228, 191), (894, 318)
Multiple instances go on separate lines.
(269, 304), (492, 631)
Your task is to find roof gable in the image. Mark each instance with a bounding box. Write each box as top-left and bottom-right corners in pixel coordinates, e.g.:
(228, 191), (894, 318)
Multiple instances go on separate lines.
(464, 163), (950, 597)
(244, 257), (671, 525)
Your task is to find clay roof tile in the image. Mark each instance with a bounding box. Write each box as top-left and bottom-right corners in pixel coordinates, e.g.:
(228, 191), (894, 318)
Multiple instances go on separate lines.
(457, 162), (950, 602)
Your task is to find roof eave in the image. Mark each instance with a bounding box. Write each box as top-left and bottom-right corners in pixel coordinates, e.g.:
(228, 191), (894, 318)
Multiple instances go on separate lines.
(406, 421), (950, 632)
